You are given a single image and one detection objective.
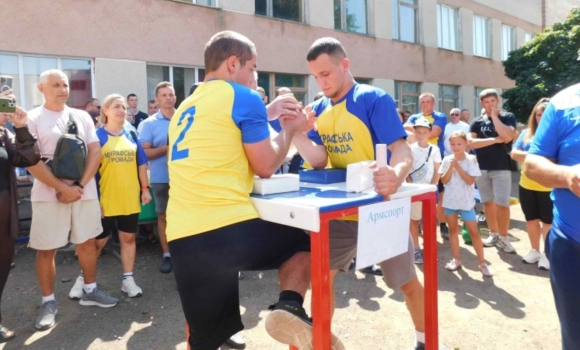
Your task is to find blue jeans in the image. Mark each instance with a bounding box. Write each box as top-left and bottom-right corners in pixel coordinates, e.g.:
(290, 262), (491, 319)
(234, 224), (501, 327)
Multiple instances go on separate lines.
(546, 226), (580, 349)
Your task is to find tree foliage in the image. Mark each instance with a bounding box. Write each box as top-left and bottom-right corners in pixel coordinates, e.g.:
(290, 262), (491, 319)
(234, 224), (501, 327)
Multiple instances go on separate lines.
(502, 7), (580, 123)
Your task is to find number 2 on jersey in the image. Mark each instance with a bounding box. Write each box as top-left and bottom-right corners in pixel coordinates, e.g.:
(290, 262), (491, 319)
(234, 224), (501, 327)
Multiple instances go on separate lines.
(171, 106), (196, 161)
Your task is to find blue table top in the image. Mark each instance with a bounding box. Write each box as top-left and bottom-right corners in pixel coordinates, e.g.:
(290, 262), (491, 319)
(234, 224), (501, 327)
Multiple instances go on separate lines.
(251, 182), (384, 213)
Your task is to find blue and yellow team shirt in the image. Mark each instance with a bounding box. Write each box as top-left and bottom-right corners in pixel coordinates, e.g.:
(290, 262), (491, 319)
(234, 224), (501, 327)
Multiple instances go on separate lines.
(166, 80), (270, 242)
(405, 111), (447, 156)
(307, 84), (407, 168)
(96, 128), (148, 216)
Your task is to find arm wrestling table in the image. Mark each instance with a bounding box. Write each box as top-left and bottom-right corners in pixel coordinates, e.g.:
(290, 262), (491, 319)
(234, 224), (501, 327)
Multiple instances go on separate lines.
(186, 182), (438, 350)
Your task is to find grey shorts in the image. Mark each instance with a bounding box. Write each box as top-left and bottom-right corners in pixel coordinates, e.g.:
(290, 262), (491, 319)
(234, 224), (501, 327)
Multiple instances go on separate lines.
(475, 170), (512, 207)
(151, 183), (169, 214)
(330, 220), (416, 290)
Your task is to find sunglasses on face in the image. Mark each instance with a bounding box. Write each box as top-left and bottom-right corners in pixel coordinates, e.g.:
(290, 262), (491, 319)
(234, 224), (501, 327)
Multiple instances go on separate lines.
(451, 113), (459, 116)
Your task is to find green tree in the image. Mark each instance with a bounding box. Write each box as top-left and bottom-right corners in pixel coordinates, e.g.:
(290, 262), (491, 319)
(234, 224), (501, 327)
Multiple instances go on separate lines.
(502, 7), (580, 123)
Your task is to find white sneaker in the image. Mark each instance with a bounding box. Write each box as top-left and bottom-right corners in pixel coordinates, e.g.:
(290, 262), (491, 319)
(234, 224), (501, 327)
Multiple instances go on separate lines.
(497, 236), (516, 253)
(522, 249), (542, 264)
(69, 275), (84, 300)
(538, 254), (550, 270)
(121, 277), (143, 298)
(482, 233), (499, 247)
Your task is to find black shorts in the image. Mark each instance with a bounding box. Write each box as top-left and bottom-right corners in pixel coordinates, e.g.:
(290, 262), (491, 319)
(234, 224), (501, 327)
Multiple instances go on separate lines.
(96, 213), (139, 239)
(169, 218), (310, 350)
(519, 186), (553, 224)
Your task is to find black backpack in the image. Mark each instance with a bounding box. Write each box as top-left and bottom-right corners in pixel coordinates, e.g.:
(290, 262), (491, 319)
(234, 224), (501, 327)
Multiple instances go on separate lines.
(48, 113), (87, 181)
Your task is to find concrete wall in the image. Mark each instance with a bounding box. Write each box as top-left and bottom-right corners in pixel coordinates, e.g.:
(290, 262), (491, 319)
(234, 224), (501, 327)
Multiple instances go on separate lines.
(491, 18), (503, 62)
(460, 85), (475, 115)
(460, 8), (474, 56)
(420, 0), (439, 48)
(544, 0), (577, 28)
(307, 0), (334, 29)
(470, 0), (542, 26)
(374, 0), (392, 39)
(218, 0), (253, 14)
(94, 59), (148, 112)
(373, 79), (395, 97)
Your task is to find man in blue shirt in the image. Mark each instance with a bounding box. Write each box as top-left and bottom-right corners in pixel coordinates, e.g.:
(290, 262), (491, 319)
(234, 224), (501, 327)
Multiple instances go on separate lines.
(404, 94), (449, 238)
(139, 82), (176, 274)
(525, 83), (580, 350)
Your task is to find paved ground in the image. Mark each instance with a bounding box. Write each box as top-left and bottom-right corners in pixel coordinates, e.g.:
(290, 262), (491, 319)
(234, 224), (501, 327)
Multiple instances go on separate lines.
(1, 175), (560, 350)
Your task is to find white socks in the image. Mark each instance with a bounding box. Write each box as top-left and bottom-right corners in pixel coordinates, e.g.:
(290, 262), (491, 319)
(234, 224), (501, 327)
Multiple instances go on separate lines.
(42, 294), (55, 303)
(416, 331), (425, 345)
(163, 252), (171, 259)
(83, 282), (97, 294)
(123, 272), (133, 280)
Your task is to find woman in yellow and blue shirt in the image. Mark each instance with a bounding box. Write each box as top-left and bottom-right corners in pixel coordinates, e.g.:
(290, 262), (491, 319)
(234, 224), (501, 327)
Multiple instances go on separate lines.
(511, 98), (552, 270)
(96, 94), (151, 298)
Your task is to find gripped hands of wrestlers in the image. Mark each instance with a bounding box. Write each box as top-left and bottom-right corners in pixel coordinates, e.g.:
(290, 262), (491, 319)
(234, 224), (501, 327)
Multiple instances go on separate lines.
(370, 162), (400, 200)
(279, 108), (309, 134)
(266, 94), (303, 121)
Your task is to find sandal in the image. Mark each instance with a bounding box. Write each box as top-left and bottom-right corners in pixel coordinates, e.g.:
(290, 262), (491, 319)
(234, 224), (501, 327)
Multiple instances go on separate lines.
(0, 325), (15, 343)
(445, 259), (462, 271)
(479, 263), (494, 277)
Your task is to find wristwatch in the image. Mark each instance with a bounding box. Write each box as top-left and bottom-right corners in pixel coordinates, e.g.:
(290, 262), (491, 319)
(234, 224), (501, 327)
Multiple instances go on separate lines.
(73, 181), (84, 189)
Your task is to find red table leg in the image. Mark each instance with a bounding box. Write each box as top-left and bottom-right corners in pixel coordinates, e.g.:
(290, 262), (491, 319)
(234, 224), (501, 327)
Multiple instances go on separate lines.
(309, 219), (332, 350)
(421, 192), (439, 350)
(186, 323), (190, 350)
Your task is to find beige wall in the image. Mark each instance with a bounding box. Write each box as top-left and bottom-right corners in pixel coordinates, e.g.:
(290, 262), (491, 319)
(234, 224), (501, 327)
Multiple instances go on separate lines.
(307, 0), (334, 29)
(94, 59), (148, 112)
(545, 0), (577, 28)
(460, 8), (474, 56)
(420, 0), (439, 48)
(373, 79), (395, 97)
(374, 0), (392, 39)
(218, 0), (253, 14)
(470, 0), (542, 27)
(0, 0), (516, 94)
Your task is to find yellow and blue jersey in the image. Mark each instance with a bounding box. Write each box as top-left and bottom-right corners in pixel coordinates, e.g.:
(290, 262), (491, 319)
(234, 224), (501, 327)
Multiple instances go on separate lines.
(405, 111), (447, 156)
(166, 80), (270, 242)
(307, 84), (407, 168)
(96, 127), (148, 216)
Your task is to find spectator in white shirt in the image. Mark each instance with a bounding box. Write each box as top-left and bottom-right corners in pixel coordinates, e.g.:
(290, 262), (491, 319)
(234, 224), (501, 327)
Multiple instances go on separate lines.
(443, 108), (470, 156)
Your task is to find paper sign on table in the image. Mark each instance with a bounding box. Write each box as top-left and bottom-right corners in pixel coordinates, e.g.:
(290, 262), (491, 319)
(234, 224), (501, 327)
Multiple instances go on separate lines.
(355, 197), (411, 270)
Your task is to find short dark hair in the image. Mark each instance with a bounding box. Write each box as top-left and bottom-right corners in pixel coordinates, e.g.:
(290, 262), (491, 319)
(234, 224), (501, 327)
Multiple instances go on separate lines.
(204, 31), (257, 73)
(461, 108), (469, 113)
(148, 99), (156, 105)
(479, 89), (499, 102)
(306, 37), (347, 62)
(189, 82), (202, 96)
(155, 82), (174, 97)
(404, 110), (411, 115)
(85, 98), (99, 107)
(127, 93), (137, 100)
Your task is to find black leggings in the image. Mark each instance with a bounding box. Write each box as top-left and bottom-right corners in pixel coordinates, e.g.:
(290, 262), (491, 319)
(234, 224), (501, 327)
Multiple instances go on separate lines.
(0, 189), (15, 325)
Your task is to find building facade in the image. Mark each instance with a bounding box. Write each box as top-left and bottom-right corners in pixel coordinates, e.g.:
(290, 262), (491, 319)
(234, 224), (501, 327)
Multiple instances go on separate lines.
(0, 0), (572, 116)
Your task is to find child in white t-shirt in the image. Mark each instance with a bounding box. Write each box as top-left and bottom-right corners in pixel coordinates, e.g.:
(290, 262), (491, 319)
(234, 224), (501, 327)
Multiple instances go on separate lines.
(439, 131), (493, 277)
(406, 117), (441, 264)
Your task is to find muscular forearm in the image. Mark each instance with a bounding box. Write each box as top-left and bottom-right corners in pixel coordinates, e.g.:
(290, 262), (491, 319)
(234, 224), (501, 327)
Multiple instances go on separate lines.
(524, 154), (569, 189)
(292, 133), (327, 170)
(262, 130), (295, 176)
(144, 146), (168, 160)
(389, 141), (413, 186)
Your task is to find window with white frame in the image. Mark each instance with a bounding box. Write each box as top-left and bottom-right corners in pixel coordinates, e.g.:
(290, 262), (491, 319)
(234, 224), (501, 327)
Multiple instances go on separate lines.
(473, 15), (490, 58)
(394, 81), (420, 114)
(0, 54), (93, 111)
(437, 4), (459, 51)
(334, 0), (369, 34)
(439, 84), (459, 114)
(146, 65), (205, 107)
(258, 72), (308, 105)
(255, 0), (303, 22)
(501, 25), (515, 60)
(392, 0), (418, 43)
(524, 32), (534, 44)
(474, 87), (485, 115)
(355, 77), (372, 85)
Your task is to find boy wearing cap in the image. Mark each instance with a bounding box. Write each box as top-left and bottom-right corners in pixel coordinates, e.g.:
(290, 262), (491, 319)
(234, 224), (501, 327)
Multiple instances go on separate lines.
(407, 117), (442, 263)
